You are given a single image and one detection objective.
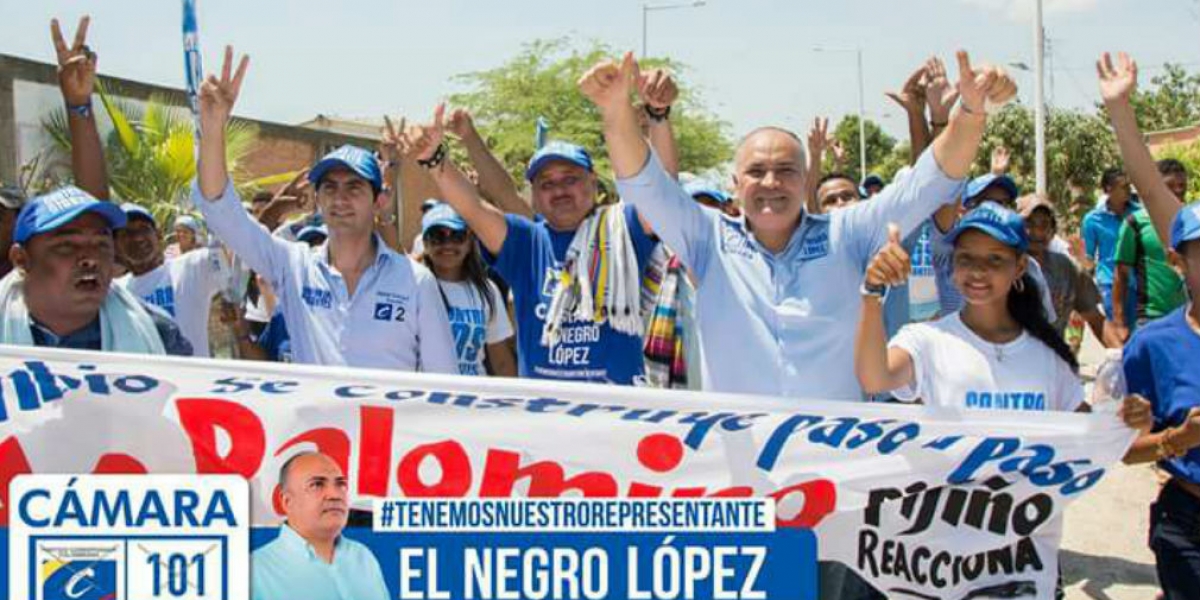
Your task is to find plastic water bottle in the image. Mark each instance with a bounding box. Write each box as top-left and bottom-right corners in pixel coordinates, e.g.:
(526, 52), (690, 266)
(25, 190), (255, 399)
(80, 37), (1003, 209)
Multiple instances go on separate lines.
(1090, 348), (1126, 414)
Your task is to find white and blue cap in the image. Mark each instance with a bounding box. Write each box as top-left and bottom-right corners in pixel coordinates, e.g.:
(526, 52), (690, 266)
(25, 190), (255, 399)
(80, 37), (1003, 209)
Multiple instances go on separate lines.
(121, 203), (156, 226)
(684, 180), (732, 205)
(174, 214), (203, 233)
(14, 186), (126, 244)
(1170, 202), (1200, 251)
(421, 201), (468, 234)
(525, 141), (593, 182)
(964, 173), (1020, 206)
(946, 202), (1029, 253)
(297, 224), (328, 244)
(308, 145), (383, 193)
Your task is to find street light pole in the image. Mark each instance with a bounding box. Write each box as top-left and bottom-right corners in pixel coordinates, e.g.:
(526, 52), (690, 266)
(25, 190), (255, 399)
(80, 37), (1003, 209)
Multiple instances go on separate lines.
(1034, 0), (1047, 196)
(641, 1), (707, 58)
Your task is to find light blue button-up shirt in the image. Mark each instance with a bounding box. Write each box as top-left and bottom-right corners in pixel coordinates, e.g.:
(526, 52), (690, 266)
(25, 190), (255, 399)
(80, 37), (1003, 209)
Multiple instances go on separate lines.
(251, 524), (389, 600)
(194, 182), (457, 371)
(616, 149), (965, 400)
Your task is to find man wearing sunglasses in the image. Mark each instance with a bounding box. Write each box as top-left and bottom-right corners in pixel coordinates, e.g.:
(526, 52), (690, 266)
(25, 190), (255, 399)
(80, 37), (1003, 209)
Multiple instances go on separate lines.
(191, 47), (456, 372)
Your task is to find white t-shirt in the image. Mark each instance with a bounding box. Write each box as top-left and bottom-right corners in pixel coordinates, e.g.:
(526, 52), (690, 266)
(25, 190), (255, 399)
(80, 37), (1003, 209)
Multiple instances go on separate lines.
(889, 312), (1084, 413)
(118, 248), (228, 357)
(436, 279), (513, 376)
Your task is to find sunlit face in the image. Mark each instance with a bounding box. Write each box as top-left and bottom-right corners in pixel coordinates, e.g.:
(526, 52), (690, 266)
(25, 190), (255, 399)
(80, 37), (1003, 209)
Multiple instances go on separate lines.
(1172, 240), (1200, 300)
(951, 230), (1028, 307)
(11, 212), (116, 323)
(116, 217), (162, 275)
(173, 225), (198, 253)
(423, 226), (472, 274)
(530, 162), (597, 232)
(316, 168), (384, 236)
(1106, 174), (1132, 203)
(1023, 208), (1055, 255)
(733, 130), (806, 239)
(1163, 172), (1188, 202)
(281, 453), (349, 540)
(816, 178), (860, 213)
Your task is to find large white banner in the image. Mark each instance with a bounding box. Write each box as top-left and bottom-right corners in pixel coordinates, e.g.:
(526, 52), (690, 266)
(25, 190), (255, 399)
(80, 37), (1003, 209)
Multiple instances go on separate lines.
(0, 345), (1133, 599)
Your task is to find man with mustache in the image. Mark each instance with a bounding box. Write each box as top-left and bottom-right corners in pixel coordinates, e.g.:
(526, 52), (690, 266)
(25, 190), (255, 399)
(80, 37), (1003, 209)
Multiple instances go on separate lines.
(0, 187), (192, 356)
(251, 451), (387, 600)
(583, 51), (1015, 399)
(115, 204), (229, 357)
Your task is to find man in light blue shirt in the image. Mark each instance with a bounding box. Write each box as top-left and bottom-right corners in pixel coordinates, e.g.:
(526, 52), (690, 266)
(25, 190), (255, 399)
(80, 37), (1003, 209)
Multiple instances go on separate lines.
(191, 50), (457, 371)
(252, 451), (388, 600)
(582, 51), (1015, 400)
(1083, 167), (1140, 319)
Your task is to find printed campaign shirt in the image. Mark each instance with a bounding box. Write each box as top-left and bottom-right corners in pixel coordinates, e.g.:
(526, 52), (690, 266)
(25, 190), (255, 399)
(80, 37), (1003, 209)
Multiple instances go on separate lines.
(117, 247), (228, 357)
(889, 311), (1085, 412)
(436, 279), (514, 376)
(485, 205), (658, 384)
(194, 181), (457, 372)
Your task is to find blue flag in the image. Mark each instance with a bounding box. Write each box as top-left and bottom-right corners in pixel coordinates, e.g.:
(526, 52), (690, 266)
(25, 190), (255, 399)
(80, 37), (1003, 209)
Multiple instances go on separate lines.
(535, 116), (549, 150)
(183, 0), (204, 135)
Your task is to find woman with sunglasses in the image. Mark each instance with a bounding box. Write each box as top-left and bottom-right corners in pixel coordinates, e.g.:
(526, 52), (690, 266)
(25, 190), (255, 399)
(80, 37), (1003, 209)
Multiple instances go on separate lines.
(420, 202), (517, 377)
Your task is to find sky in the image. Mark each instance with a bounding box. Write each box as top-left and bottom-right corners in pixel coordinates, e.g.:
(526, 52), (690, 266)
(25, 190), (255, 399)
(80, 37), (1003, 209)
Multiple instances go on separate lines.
(2, 0), (1199, 140)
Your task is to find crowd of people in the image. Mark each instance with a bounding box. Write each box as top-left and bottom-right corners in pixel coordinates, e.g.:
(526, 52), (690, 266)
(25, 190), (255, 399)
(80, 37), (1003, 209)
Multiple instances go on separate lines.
(3, 14), (1200, 599)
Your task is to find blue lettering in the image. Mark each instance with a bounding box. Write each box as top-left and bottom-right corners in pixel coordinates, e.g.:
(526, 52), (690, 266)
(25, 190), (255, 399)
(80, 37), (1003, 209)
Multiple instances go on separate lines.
(17, 489), (51, 527)
(947, 437), (1022, 485)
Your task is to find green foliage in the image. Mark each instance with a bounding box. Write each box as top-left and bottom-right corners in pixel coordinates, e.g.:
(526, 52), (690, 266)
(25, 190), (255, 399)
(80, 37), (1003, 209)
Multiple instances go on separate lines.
(1108, 64), (1200, 132)
(826, 114), (896, 182)
(42, 80), (260, 228)
(975, 103), (1119, 229)
(448, 38), (733, 184)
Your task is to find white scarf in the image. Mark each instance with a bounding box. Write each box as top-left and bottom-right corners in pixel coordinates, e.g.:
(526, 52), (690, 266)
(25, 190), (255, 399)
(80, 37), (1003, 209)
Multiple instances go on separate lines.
(541, 204), (644, 347)
(0, 270), (166, 354)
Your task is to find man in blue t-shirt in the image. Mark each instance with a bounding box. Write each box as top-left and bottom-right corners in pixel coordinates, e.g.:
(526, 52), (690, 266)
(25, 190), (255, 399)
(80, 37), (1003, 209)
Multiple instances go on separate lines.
(1082, 167), (1140, 321)
(1123, 202), (1200, 599)
(397, 106), (658, 384)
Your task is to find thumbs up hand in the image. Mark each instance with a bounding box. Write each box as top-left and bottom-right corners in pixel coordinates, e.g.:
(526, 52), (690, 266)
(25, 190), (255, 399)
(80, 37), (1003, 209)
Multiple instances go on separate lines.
(866, 223), (911, 287)
(579, 51), (640, 113)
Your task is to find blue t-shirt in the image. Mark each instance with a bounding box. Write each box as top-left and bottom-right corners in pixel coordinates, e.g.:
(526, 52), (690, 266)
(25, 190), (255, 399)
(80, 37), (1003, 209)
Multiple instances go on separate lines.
(484, 205), (658, 384)
(257, 311), (292, 362)
(1124, 306), (1200, 485)
(1083, 199), (1140, 286)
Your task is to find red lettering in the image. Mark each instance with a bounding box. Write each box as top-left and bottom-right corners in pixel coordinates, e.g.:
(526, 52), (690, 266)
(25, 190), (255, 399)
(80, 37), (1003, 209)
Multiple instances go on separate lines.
(479, 449), (617, 497)
(770, 479), (837, 528)
(357, 407), (394, 497)
(177, 398), (265, 478)
(0, 436), (32, 525)
(397, 440), (472, 497)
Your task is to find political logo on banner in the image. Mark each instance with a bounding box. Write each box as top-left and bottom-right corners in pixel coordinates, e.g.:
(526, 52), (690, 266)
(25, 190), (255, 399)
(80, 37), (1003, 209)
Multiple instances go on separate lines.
(0, 345), (1135, 599)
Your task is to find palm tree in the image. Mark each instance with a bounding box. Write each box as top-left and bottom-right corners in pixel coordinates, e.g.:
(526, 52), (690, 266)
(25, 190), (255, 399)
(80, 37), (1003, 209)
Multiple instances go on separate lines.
(43, 80), (261, 227)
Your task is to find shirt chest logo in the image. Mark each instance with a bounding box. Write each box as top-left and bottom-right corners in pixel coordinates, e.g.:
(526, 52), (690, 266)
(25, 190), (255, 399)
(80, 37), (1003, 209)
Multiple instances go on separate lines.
(301, 286), (333, 309)
(797, 233), (829, 261)
(374, 291), (410, 322)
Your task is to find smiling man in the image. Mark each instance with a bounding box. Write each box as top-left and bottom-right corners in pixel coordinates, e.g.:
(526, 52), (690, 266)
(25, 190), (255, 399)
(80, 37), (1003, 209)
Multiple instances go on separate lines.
(191, 47), (456, 371)
(583, 51), (1015, 399)
(0, 187), (192, 355)
(251, 451), (388, 600)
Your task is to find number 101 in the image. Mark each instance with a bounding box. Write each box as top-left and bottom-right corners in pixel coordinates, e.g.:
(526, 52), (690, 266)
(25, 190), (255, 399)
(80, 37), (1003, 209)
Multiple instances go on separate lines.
(145, 552), (206, 597)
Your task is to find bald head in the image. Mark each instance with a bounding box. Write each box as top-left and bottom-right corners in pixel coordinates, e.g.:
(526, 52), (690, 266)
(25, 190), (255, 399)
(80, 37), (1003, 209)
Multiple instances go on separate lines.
(735, 127), (806, 168)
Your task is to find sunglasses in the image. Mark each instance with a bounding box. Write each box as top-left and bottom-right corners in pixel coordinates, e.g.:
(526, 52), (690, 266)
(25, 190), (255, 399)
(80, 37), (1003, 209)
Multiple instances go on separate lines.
(424, 228), (469, 245)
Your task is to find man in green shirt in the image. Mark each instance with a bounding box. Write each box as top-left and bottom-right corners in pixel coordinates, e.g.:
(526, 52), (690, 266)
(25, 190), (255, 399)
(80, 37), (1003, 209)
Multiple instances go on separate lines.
(1112, 158), (1189, 343)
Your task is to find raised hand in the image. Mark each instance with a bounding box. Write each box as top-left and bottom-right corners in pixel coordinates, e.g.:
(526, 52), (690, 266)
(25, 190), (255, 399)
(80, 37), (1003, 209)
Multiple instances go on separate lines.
(579, 52), (639, 113)
(396, 103), (447, 162)
(380, 115), (407, 164)
(198, 46), (249, 132)
(637, 68), (679, 110)
(924, 56), (959, 121)
(51, 16), (96, 107)
(806, 117), (832, 163)
(446, 108), (476, 139)
(866, 224), (911, 287)
(1097, 52), (1138, 105)
(955, 51), (1016, 115)
(885, 64), (928, 115)
(990, 145), (1011, 175)
(830, 140), (847, 168)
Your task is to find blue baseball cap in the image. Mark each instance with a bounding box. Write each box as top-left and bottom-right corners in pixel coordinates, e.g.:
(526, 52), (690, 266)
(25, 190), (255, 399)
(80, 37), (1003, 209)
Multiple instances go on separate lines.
(308, 145), (383, 193)
(684, 180), (732, 205)
(525, 141), (594, 182)
(121, 203), (156, 226)
(964, 174), (1020, 206)
(1170, 202), (1200, 251)
(14, 186), (126, 245)
(421, 199), (440, 213)
(946, 202), (1029, 253)
(421, 202), (468, 234)
(297, 224), (328, 244)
